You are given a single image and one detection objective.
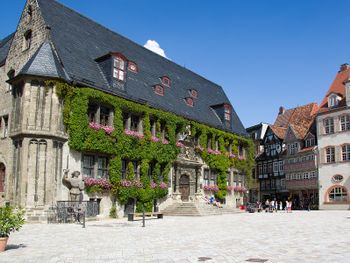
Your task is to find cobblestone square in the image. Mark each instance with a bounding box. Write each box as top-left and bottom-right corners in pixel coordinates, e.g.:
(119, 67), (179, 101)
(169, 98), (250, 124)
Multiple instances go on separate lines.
(1, 211), (349, 263)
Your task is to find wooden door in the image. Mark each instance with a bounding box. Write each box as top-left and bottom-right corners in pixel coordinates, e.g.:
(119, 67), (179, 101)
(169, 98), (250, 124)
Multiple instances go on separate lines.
(179, 175), (190, 201)
(0, 163), (5, 193)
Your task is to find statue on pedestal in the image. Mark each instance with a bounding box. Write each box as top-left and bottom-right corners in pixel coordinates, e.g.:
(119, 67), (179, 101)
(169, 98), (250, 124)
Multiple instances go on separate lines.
(63, 170), (85, 202)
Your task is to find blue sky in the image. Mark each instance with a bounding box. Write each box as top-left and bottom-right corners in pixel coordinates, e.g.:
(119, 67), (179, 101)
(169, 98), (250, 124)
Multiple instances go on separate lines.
(2, 0), (350, 128)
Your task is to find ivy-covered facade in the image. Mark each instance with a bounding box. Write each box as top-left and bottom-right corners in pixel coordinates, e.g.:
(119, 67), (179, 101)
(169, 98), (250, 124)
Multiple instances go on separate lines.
(0, 0), (254, 220)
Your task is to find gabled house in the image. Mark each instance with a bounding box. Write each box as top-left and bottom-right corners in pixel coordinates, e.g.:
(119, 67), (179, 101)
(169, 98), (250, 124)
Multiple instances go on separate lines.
(317, 64), (350, 210)
(0, 0), (252, 220)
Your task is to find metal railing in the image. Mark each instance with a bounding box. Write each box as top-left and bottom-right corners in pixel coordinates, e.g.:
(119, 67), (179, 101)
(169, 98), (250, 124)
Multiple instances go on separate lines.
(47, 201), (99, 224)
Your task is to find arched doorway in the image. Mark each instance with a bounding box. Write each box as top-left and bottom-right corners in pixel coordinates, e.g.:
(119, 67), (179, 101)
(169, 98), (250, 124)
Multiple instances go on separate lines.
(0, 163), (5, 193)
(179, 174), (190, 201)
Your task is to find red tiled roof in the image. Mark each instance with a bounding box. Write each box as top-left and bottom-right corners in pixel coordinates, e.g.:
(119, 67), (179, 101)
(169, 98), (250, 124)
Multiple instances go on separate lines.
(270, 125), (287, 139)
(319, 66), (350, 113)
(273, 103), (318, 139)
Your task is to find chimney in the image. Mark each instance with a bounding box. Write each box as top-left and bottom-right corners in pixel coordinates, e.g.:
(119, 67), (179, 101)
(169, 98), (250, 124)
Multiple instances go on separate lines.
(339, 63), (349, 72)
(279, 106), (285, 115)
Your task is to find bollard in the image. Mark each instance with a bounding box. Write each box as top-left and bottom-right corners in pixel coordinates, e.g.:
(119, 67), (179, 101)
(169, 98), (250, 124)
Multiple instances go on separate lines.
(142, 209), (145, 227)
(82, 211), (86, 228)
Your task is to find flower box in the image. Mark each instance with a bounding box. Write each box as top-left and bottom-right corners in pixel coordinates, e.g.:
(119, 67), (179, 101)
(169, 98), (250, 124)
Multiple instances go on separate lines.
(203, 184), (219, 192)
(89, 122), (115, 135)
(124, 129), (144, 139)
(207, 148), (221, 155)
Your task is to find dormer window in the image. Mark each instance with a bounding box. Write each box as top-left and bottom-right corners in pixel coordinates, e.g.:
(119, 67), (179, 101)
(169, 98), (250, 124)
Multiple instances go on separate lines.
(328, 94), (340, 108)
(23, 30), (32, 51)
(27, 5), (33, 21)
(113, 57), (125, 81)
(190, 89), (198, 98)
(128, 62), (138, 73)
(185, 97), (194, 107)
(153, 85), (164, 96)
(162, 76), (171, 87)
(224, 104), (231, 121)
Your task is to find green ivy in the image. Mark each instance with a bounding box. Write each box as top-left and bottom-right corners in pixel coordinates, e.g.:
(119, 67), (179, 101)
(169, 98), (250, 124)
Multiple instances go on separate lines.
(52, 81), (255, 206)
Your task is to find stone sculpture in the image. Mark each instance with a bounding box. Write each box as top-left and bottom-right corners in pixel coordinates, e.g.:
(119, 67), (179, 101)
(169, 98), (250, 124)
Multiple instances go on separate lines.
(63, 170), (85, 202)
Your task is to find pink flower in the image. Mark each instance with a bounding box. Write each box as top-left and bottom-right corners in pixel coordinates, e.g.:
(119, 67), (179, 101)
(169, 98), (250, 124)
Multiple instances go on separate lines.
(89, 122), (114, 135)
(159, 182), (168, 189)
(238, 155), (245, 160)
(203, 184), (219, 192)
(151, 136), (161, 142)
(207, 148), (221, 155)
(162, 139), (169, 145)
(84, 177), (112, 190)
(124, 129), (144, 139)
(176, 141), (185, 148)
(150, 181), (157, 189)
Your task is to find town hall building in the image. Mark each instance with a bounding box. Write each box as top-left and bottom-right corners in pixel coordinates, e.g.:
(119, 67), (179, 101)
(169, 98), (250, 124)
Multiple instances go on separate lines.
(0, 0), (252, 221)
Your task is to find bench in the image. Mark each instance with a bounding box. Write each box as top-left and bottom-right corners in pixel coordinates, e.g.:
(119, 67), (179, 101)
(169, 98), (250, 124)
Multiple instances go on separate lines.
(128, 212), (163, 221)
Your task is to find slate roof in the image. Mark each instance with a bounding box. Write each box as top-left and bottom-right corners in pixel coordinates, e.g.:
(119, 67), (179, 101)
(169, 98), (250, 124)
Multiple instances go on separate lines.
(19, 0), (246, 135)
(20, 42), (70, 80)
(0, 33), (14, 66)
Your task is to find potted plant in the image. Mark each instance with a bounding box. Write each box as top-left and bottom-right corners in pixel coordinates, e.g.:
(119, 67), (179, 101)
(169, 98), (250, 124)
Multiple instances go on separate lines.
(0, 206), (25, 252)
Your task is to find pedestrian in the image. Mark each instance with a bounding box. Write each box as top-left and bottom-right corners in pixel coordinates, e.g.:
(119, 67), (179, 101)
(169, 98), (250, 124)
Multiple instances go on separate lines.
(285, 200), (289, 213)
(271, 199), (275, 213)
(279, 201), (282, 211)
(265, 199), (270, 212)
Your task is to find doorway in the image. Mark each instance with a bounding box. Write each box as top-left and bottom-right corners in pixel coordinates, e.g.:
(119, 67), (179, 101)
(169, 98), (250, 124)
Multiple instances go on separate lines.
(0, 163), (5, 193)
(179, 174), (190, 201)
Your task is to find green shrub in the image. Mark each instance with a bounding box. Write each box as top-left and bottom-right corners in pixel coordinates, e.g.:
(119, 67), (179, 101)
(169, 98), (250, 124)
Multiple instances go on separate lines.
(0, 207), (25, 238)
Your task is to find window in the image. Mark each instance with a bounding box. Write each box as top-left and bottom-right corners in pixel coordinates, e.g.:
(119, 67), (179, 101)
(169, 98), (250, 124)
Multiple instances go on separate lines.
(7, 70), (15, 92)
(310, 171), (317, 179)
(288, 142), (298, 155)
(154, 85), (164, 96)
(113, 57), (125, 81)
(204, 169), (209, 185)
(328, 95), (339, 108)
(263, 163), (267, 174)
(238, 145), (244, 158)
(326, 147), (335, 163)
(87, 103), (113, 126)
(258, 164), (262, 175)
(23, 30), (32, 51)
(185, 97), (194, 107)
(332, 174), (343, 183)
(97, 157), (109, 178)
(128, 62), (138, 73)
(190, 89), (198, 98)
(0, 163), (5, 193)
(82, 155), (95, 177)
(82, 154), (109, 179)
(224, 104), (231, 121)
(210, 170), (217, 185)
(133, 161), (140, 179)
(121, 159), (128, 179)
(324, 118), (334, 134)
(328, 186), (348, 202)
(273, 162), (278, 173)
(162, 76), (171, 87)
(0, 115), (9, 138)
(130, 115), (140, 132)
(342, 144), (350, 161)
(279, 161), (284, 173)
(340, 115), (350, 131)
(150, 118), (156, 136)
(305, 138), (315, 147)
(303, 172), (309, 180)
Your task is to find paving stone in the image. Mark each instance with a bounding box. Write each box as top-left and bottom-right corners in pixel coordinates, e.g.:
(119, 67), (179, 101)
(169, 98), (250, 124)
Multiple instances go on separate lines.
(0, 211), (349, 262)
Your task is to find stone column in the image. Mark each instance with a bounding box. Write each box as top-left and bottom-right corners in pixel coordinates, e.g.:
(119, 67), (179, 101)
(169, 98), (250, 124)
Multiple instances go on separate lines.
(195, 167), (202, 200)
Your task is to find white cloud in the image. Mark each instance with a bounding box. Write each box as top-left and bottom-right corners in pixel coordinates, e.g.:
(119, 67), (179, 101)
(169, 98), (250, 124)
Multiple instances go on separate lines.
(144, 40), (168, 58)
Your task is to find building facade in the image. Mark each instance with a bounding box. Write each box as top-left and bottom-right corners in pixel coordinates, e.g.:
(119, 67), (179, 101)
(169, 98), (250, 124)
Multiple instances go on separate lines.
(317, 64), (350, 210)
(0, 0), (253, 221)
(246, 122), (268, 202)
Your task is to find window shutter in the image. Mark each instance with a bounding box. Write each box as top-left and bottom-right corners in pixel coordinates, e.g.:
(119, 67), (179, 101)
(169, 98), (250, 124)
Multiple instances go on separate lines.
(335, 145), (342, 162)
(320, 148), (325, 164)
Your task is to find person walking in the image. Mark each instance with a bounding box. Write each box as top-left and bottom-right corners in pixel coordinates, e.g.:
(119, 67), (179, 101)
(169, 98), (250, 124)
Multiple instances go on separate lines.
(279, 201), (283, 211)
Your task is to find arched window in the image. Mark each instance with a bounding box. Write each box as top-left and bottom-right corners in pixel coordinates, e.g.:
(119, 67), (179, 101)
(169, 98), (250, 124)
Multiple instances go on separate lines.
(127, 62), (138, 73)
(113, 56), (125, 81)
(7, 69), (15, 92)
(184, 97), (194, 107)
(0, 163), (5, 193)
(153, 85), (164, 96)
(23, 30), (32, 51)
(328, 186), (348, 202)
(161, 76), (171, 87)
(332, 175), (344, 183)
